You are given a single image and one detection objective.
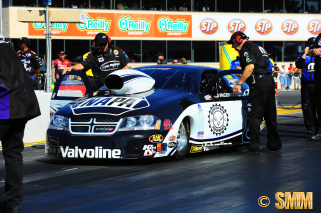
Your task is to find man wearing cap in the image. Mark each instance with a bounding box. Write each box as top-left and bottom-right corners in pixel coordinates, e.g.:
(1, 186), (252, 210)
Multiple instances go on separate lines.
(228, 31), (281, 154)
(296, 38), (317, 136)
(17, 37), (40, 89)
(172, 59), (178, 64)
(156, 52), (167, 65)
(62, 33), (129, 91)
(0, 35), (41, 213)
(53, 51), (71, 84)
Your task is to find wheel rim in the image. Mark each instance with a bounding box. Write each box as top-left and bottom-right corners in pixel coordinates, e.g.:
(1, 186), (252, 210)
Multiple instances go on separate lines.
(177, 123), (187, 153)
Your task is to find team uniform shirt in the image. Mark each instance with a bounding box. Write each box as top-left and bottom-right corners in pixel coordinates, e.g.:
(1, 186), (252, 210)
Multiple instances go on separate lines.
(239, 41), (270, 85)
(230, 59), (240, 70)
(310, 34), (321, 79)
(295, 53), (315, 83)
(17, 48), (40, 84)
(1, 40), (40, 120)
(53, 58), (71, 80)
(157, 59), (167, 64)
(81, 45), (129, 88)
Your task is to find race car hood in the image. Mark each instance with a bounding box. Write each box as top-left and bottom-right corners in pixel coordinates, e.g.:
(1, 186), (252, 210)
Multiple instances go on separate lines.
(58, 89), (195, 118)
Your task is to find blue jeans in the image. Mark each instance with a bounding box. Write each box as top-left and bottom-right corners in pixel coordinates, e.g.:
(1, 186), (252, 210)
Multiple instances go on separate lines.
(287, 75), (292, 90)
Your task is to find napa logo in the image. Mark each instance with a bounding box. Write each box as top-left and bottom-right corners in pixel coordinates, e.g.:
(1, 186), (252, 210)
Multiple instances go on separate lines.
(32, 23), (68, 32)
(118, 16), (151, 33)
(157, 17), (190, 34)
(77, 16), (111, 32)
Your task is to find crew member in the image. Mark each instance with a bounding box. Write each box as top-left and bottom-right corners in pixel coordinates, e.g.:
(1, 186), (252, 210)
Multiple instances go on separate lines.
(308, 34), (321, 140)
(296, 37), (316, 136)
(172, 59), (178, 64)
(228, 32), (282, 154)
(230, 56), (241, 70)
(17, 37), (40, 89)
(0, 35), (41, 213)
(53, 51), (71, 84)
(62, 33), (129, 91)
(82, 52), (96, 90)
(156, 52), (167, 65)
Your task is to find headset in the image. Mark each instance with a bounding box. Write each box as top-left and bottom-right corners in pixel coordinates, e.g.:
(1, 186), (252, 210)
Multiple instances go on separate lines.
(93, 36), (112, 47)
(235, 34), (249, 44)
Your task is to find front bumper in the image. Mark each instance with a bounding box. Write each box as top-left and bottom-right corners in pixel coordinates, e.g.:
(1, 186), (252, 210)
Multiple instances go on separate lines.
(45, 129), (171, 159)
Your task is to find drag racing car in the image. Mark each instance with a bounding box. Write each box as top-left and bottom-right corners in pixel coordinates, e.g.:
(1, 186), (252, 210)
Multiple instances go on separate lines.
(46, 65), (254, 160)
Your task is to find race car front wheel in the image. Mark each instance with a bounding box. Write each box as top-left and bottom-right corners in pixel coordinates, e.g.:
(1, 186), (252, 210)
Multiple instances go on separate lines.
(174, 119), (190, 160)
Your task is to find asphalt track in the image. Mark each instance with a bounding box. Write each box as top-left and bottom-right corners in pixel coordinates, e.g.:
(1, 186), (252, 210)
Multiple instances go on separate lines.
(1, 92), (321, 213)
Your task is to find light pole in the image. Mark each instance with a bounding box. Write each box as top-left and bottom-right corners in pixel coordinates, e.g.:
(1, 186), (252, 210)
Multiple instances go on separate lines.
(44, 0), (52, 92)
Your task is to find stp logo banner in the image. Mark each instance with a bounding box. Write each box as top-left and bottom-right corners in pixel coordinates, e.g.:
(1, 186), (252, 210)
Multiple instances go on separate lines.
(308, 20), (321, 35)
(228, 19), (246, 33)
(255, 20), (272, 35)
(282, 20), (299, 35)
(200, 19), (218, 34)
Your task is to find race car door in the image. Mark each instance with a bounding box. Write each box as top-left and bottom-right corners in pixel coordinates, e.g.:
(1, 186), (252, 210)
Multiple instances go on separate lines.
(50, 71), (93, 118)
(190, 70), (249, 149)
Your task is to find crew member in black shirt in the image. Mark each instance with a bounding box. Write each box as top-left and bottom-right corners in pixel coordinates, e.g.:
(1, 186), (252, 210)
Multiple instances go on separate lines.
(63, 33), (129, 90)
(17, 37), (40, 89)
(156, 52), (167, 64)
(228, 32), (282, 154)
(308, 33), (321, 139)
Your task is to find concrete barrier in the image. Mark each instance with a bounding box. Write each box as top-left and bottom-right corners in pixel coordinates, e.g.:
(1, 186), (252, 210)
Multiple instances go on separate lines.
(23, 91), (51, 143)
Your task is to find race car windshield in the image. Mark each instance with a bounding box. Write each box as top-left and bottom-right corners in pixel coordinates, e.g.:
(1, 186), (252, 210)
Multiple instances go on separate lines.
(136, 68), (195, 92)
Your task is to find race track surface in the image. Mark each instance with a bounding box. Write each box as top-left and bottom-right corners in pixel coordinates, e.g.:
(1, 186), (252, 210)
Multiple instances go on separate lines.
(1, 112), (320, 213)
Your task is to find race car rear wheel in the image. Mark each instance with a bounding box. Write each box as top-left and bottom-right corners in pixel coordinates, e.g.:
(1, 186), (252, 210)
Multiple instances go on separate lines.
(174, 119), (190, 160)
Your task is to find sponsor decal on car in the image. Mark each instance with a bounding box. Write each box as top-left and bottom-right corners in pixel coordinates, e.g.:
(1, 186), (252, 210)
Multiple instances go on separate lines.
(149, 134), (164, 143)
(169, 135), (176, 141)
(164, 119), (173, 130)
(60, 146), (121, 158)
(190, 145), (203, 153)
(143, 145), (156, 156)
(208, 104), (229, 135)
(198, 104), (203, 114)
(157, 143), (167, 152)
(70, 96), (150, 116)
(197, 131), (204, 138)
(204, 94), (212, 100)
(168, 142), (177, 148)
(205, 141), (232, 146)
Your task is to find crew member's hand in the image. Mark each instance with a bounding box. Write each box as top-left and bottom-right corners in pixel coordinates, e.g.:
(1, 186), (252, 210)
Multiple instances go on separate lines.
(233, 84), (241, 94)
(62, 67), (73, 75)
(53, 77), (56, 83)
(304, 47), (309, 55)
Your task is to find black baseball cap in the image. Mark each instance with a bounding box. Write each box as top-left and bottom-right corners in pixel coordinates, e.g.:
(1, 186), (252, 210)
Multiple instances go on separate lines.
(94, 33), (109, 45)
(227, 32), (249, 44)
(18, 37), (31, 45)
(307, 37), (315, 44)
(58, 51), (66, 55)
(156, 52), (164, 56)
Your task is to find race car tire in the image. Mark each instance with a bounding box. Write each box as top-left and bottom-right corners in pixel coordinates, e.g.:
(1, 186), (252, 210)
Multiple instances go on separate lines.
(174, 119), (190, 160)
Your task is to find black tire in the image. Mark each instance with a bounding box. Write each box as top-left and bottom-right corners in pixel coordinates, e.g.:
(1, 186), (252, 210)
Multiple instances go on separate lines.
(173, 119), (190, 160)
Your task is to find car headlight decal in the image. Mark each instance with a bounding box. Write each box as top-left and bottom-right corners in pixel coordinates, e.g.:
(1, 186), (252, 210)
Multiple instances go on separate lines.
(49, 115), (69, 131)
(119, 115), (161, 131)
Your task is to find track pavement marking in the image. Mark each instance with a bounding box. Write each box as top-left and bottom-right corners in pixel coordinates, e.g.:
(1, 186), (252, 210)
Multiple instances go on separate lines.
(0, 141), (45, 150)
(277, 106), (301, 115)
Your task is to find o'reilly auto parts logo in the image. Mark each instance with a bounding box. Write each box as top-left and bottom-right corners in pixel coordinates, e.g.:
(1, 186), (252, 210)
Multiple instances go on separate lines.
(60, 146), (121, 158)
(208, 104), (229, 135)
(32, 23), (68, 32)
(157, 17), (190, 34)
(77, 15), (111, 32)
(118, 16), (151, 34)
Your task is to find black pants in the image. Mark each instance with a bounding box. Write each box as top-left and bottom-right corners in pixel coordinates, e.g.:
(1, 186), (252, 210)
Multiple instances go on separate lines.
(87, 76), (96, 91)
(315, 78), (321, 133)
(0, 119), (27, 207)
(301, 83), (318, 132)
(247, 76), (282, 150)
